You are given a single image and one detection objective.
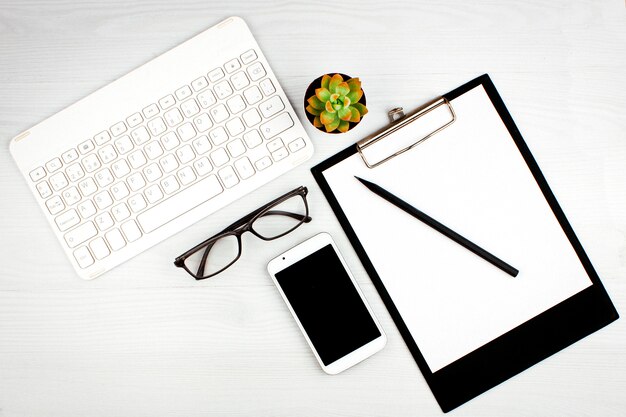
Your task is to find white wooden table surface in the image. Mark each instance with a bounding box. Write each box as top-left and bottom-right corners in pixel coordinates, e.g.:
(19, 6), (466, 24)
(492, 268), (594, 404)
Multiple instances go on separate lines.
(1, 1), (625, 416)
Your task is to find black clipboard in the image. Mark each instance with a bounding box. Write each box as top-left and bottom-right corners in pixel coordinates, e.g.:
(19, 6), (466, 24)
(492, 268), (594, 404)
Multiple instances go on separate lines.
(311, 74), (618, 412)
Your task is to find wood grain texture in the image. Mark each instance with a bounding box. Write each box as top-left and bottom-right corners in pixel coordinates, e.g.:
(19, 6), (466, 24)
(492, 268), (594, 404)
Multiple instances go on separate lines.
(0, 0), (625, 416)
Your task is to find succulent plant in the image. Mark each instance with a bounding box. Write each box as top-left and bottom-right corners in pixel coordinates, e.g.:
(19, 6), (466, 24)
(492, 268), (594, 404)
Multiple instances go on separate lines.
(306, 74), (368, 133)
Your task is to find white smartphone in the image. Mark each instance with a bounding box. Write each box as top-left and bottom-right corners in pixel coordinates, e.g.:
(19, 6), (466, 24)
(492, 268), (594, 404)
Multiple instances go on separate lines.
(267, 232), (386, 374)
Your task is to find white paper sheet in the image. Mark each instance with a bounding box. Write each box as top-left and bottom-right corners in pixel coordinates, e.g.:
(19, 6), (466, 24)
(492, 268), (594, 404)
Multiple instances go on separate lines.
(323, 85), (592, 372)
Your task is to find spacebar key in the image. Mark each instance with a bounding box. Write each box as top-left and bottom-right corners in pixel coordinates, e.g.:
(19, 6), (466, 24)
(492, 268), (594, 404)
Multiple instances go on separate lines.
(137, 174), (223, 233)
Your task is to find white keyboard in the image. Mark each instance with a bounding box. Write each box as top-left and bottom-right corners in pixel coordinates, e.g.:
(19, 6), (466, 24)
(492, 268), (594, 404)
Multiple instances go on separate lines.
(10, 17), (314, 280)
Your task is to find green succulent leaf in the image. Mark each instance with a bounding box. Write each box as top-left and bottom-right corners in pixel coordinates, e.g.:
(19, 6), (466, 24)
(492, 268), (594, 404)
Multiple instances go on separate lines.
(307, 95), (325, 110)
(306, 104), (322, 116)
(337, 120), (350, 133)
(313, 116), (323, 128)
(321, 74), (331, 89)
(347, 89), (363, 104)
(330, 93), (340, 102)
(349, 107), (361, 123)
(315, 88), (331, 102)
(320, 110), (337, 125)
(352, 102), (368, 116)
(325, 117), (341, 132)
(343, 97), (351, 108)
(347, 78), (361, 92)
(325, 101), (336, 113)
(338, 107), (352, 121)
(335, 82), (350, 96)
(328, 74), (343, 93)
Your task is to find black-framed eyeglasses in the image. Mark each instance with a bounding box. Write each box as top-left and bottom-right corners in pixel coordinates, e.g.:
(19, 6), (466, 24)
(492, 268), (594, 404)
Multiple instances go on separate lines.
(174, 186), (311, 280)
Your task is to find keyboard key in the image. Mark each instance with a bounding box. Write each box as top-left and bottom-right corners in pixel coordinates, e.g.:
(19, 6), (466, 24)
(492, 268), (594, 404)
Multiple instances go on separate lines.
(210, 104), (229, 124)
(243, 85), (263, 105)
(127, 172), (146, 192)
(177, 166), (197, 186)
(29, 167), (46, 182)
(225, 117), (245, 136)
(111, 159), (131, 178)
(61, 186), (82, 205)
(224, 58), (241, 73)
(45, 157), (63, 173)
(147, 117), (167, 136)
(272, 147), (289, 162)
(137, 174), (223, 233)
(82, 154), (102, 173)
(90, 237), (110, 260)
(95, 212), (114, 231)
(259, 78), (276, 96)
(49, 172), (69, 191)
(254, 156), (272, 171)
(105, 228), (126, 251)
(177, 123), (196, 142)
(209, 127), (228, 146)
(192, 135), (211, 155)
(193, 157), (212, 176)
(191, 76), (209, 92)
(240, 49), (257, 64)
(78, 139), (95, 155)
(161, 175), (180, 195)
(111, 203), (131, 222)
(160, 132), (180, 151)
(128, 194), (147, 213)
(164, 108), (184, 126)
(95, 168), (114, 187)
(197, 90), (217, 109)
(230, 71), (250, 90)
(193, 113), (213, 132)
(159, 154), (179, 174)
(114, 135), (134, 155)
(218, 166), (239, 189)
(210, 148), (229, 167)
(243, 130), (263, 149)
(126, 112), (143, 128)
(144, 141), (164, 160)
(46, 195), (65, 215)
(247, 62), (266, 81)
(226, 95), (246, 114)
(110, 121), (127, 136)
(159, 94), (176, 110)
(143, 163), (163, 182)
(175, 85), (193, 101)
(62, 149), (79, 164)
(121, 220), (142, 242)
(242, 108), (261, 127)
(64, 221), (97, 248)
(181, 99), (200, 117)
(214, 80), (233, 100)
(94, 131), (112, 146)
(36, 181), (52, 199)
(144, 184), (164, 204)
(227, 139), (246, 158)
(78, 178), (98, 197)
(94, 191), (113, 210)
(128, 150), (147, 169)
(267, 138), (284, 153)
(143, 103), (160, 119)
(66, 163), (85, 182)
(259, 96), (285, 119)
(55, 209), (80, 232)
(176, 145), (195, 164)
(260, 112), (294, 139)
(78, 200), (97, 218)
(208, 67), (225, 82)
(98, 144), (117, 164)
(111, 182), (130, 201)
(131, 126), (151, 146)
(234, 157), (255, 180)
(73, 246), (94, 269)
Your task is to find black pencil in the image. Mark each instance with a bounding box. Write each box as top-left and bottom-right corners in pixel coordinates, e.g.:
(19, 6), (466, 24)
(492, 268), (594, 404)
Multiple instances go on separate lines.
(355, 176), (519, 277)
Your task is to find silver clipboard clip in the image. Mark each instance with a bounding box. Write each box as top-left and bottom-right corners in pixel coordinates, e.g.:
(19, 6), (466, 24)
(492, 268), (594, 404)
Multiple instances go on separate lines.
(356, 97), (456, 168)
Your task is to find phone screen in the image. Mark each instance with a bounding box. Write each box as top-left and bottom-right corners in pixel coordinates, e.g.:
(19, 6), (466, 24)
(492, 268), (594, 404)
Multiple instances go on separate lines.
(275, 244), (381, 365)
